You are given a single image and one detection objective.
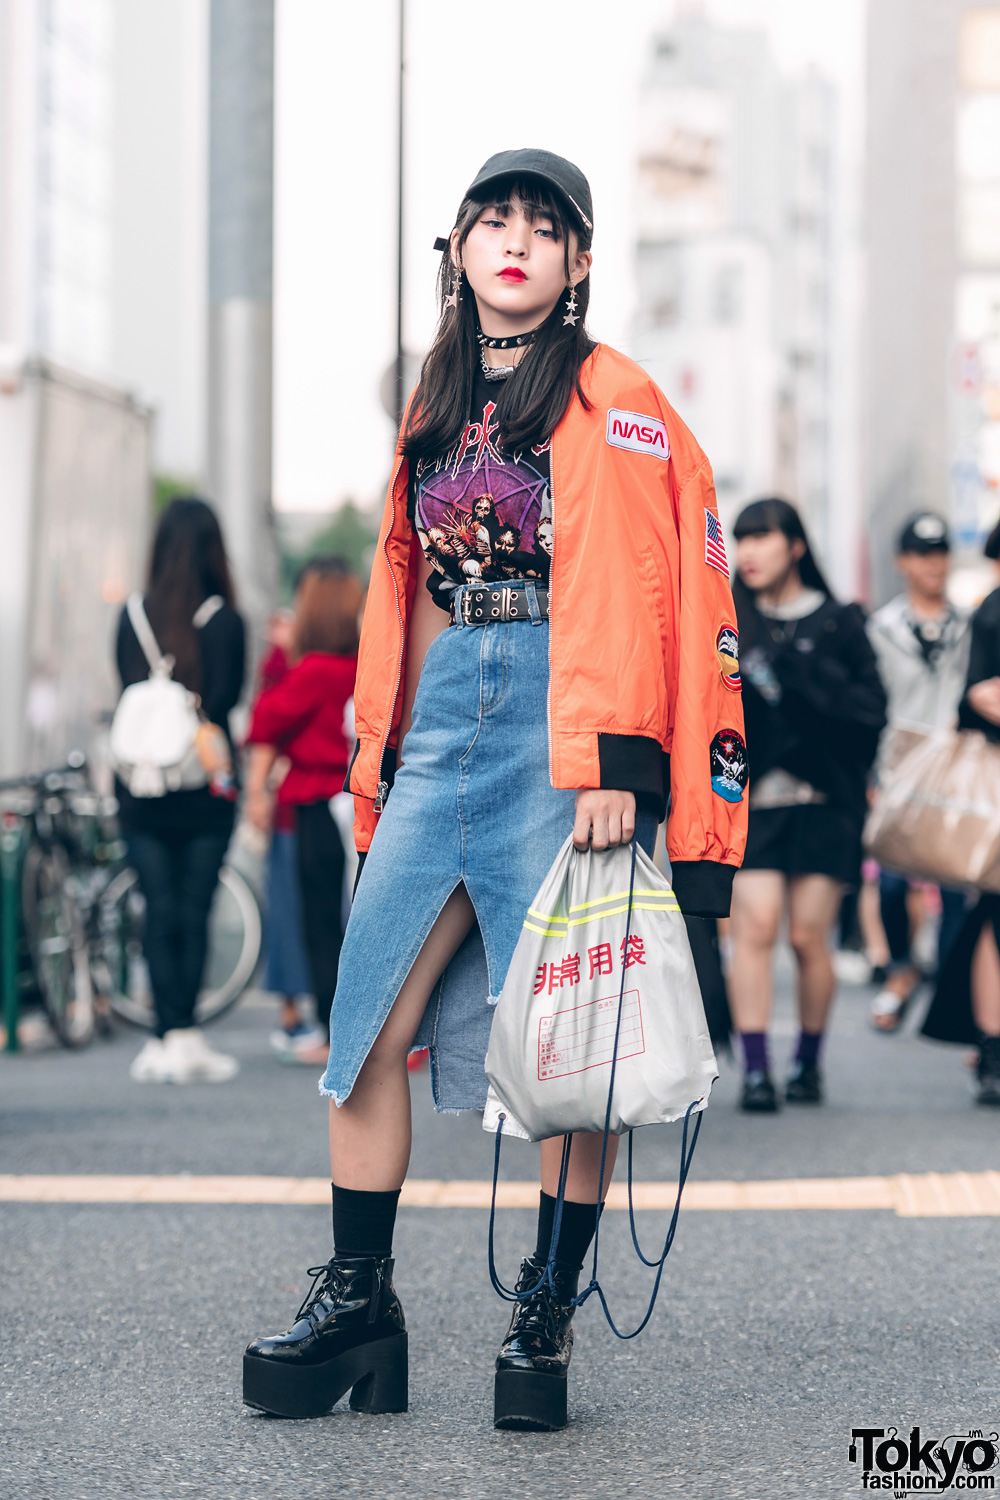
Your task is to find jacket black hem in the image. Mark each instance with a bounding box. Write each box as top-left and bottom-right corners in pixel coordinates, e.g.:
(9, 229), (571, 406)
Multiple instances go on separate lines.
(670, 860), (735, 918)
(597, 734), (666, 821)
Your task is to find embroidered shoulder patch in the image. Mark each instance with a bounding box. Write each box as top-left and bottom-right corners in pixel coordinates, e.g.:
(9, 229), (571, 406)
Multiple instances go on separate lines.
(705, 509), (729, 575)
(605, 408), (670, 458)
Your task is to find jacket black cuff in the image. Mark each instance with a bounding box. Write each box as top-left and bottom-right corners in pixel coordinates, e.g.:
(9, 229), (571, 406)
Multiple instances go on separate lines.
(597, 734), (666, 820)
(670, 860), (735, 918)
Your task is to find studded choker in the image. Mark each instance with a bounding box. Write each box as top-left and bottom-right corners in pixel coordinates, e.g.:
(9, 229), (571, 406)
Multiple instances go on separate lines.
(476, 325), (540, 351)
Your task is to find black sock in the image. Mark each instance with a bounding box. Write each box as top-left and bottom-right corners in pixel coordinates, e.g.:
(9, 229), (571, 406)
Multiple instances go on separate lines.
(331, 1184), (400, 1258)
(534, 1190), (604, 1271)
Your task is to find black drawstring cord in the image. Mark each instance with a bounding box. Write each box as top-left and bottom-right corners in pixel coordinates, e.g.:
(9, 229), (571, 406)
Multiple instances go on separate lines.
(487, 836), (707, 1334)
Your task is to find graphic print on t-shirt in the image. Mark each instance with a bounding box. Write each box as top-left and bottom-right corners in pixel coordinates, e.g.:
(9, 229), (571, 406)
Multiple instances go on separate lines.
(413, 376), (552, 604)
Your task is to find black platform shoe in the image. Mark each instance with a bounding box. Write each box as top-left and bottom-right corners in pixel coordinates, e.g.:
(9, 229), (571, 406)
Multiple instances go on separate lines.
(243, 1255), (407, 1418)
(976, 1037), (1000, 1107)
(740, 1068), (780, 1112)
(785, 1061), (823, 1104)
(494, 1255), (578, 1432)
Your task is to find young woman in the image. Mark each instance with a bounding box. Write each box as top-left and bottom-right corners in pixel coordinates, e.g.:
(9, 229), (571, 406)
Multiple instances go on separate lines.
(121, 498), (246, 1085)
(243, 149), (746, 1431)
(246, 558), (362, 1068)
(921, 519), (1000, 1104)
(728, 498), (886, 1113)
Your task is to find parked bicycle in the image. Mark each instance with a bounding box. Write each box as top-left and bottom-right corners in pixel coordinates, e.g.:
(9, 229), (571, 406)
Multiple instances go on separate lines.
(0, 754), (262, 1049)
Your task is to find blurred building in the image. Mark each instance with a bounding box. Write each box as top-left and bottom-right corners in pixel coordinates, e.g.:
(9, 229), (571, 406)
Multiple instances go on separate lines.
(0, 0), (114, 369)
(632, 7), (837, 558)
(111, 0), (207, 480)
(0, 0), (151, 774)
(867, 0), (1000, 604)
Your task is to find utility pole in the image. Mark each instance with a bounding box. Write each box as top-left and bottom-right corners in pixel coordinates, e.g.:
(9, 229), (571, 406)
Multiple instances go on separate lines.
(394, 0), (406, 433)
(208, 0), (278, 638)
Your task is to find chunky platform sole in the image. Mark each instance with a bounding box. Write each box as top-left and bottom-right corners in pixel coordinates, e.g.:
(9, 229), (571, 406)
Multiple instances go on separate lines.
(494, 1366), (567, 1431)
(243, 1332), (408, 1418)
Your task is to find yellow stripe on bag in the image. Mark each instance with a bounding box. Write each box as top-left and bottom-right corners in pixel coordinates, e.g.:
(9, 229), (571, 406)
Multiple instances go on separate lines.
(567, 887), (674, 912)
(523, 899), (679, 935)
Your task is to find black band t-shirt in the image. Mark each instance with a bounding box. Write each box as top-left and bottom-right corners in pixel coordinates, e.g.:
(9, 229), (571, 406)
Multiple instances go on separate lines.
(408, 366), (553, 612)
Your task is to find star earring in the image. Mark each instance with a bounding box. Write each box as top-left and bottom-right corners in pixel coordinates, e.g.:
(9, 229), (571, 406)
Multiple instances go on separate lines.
(444, 264), (463, 310)
(563, 284), (579, 326)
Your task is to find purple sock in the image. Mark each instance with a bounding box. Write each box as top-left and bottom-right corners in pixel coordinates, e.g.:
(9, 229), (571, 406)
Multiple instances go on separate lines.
(740, 1031), (769, 1074)
(795, 1030), (823, 1068)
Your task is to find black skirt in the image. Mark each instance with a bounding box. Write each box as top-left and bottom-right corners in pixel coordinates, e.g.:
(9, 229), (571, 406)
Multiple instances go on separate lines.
(741, 803), (864, 887)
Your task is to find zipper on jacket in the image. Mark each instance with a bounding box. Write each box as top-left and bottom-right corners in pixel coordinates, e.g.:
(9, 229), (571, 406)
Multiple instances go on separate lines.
(375, 451), (407, 810)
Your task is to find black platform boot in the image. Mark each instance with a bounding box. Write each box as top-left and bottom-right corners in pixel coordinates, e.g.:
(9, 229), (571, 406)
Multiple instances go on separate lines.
(494, 1255), (578, 1431)
(243, 1255), (407, 1418)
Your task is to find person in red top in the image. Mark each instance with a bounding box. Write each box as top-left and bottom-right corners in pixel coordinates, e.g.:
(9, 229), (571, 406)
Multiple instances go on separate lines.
(247, 559), (362, 1065)
(246, 608), (318, 1056)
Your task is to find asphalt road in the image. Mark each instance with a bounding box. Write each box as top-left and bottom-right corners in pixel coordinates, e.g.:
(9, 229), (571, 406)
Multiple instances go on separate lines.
(2, 961), (998, 1500)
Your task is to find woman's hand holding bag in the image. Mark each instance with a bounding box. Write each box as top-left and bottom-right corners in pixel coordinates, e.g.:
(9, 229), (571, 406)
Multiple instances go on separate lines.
(483, 834), (718, 1143)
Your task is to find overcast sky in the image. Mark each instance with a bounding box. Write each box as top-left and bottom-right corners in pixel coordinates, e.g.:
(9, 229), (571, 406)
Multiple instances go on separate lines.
(272, 0), (865, 513)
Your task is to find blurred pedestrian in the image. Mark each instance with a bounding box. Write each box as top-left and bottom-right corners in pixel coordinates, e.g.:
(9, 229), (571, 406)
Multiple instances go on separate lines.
(246, 558), (361, 1068)
(121, 498), (246, 1084)
(243, 150), (745, 1431)
(921, 518), (1000, 1104)
(244, 607), (317, 1058)
(728, 498), (886, 1111)
(866, 513), (970, 1031)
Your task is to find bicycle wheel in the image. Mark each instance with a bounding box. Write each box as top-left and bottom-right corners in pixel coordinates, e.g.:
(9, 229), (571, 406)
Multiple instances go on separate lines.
(98, 864), (261, 1030)
(21, 843), (94, 1047)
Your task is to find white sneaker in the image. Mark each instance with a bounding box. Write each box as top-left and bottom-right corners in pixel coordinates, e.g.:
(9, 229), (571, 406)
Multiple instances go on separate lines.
(832, 949), (872, 985)
(160, 1027), (239, 1083)
(130, 1036), (168, 1082)
(269, 1023), (325, 1057)
(271, 1024), (326, 1060)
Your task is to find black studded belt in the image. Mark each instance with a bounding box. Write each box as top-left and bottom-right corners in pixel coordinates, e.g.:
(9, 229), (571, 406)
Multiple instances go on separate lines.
(450, 583), (550, 626)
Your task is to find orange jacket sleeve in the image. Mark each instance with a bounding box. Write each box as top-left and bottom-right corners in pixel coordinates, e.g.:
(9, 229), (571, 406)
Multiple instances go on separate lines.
(665, 459), (748, 917)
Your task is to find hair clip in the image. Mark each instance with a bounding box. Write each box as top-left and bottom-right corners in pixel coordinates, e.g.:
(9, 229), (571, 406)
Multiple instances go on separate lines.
(433, 236), (450, 252)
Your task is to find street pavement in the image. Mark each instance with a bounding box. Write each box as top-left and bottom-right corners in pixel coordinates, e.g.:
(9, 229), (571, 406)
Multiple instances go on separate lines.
(1, 957), (998, 1500)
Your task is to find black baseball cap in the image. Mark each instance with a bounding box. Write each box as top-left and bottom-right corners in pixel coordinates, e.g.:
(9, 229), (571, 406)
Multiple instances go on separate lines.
(464, 149), (593, 235)
(897, 512), (951, 554)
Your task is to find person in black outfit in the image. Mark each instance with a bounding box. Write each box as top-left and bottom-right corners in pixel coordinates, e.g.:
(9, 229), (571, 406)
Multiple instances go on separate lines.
(728, 498), (886, 1111)
(118, 498), (246, 1084)
(921, 521), (1000, 1103)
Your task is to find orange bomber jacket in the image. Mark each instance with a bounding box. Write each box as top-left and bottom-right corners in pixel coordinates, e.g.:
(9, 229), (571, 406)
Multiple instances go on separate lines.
(346, 342), (748, 919)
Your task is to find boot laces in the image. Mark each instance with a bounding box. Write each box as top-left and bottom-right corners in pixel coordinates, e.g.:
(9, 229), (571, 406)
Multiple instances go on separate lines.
(511, 1270), (561, 1344)
(296, 1262), (347, 1324)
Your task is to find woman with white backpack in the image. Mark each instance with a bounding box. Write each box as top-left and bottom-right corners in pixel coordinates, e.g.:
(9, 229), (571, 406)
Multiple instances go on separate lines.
(113, 497), (246, 1084)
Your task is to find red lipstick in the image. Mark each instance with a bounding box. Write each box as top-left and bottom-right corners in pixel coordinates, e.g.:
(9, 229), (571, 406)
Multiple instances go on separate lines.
(498, 267), (526, 283)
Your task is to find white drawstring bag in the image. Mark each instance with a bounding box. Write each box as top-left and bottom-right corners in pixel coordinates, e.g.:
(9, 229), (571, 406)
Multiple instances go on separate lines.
(483, 835), (718, 1143)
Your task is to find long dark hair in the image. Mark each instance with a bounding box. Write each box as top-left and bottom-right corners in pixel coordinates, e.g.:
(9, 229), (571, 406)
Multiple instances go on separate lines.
(731, 497), (832, 647)
(145, 497), (234, 693)
(403, 174), (594, 461)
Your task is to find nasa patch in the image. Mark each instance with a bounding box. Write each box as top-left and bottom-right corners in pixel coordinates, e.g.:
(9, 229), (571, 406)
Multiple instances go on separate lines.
(710, 728), (748, 804)
(605, 408), (670, 458)
(716, 624), (741, 691)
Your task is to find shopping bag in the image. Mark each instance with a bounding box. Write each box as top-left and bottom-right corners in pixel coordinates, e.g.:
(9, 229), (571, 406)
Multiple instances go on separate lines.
(865, 728), (1000, 892)
(483, 834), (718, 1143)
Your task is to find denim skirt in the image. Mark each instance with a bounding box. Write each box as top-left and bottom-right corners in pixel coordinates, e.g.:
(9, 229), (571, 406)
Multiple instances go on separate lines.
(320, 592), (655, 1112)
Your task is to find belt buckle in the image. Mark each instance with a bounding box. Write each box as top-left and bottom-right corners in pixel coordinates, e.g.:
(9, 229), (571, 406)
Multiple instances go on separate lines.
(460, 589), (473, 625)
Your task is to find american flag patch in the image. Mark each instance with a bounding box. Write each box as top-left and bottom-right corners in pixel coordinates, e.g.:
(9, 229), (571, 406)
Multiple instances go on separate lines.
(705, 510), (729, 575)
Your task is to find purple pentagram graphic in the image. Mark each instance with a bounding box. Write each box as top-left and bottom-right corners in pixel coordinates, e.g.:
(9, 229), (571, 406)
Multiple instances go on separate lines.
(413, 395), (552, 587)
